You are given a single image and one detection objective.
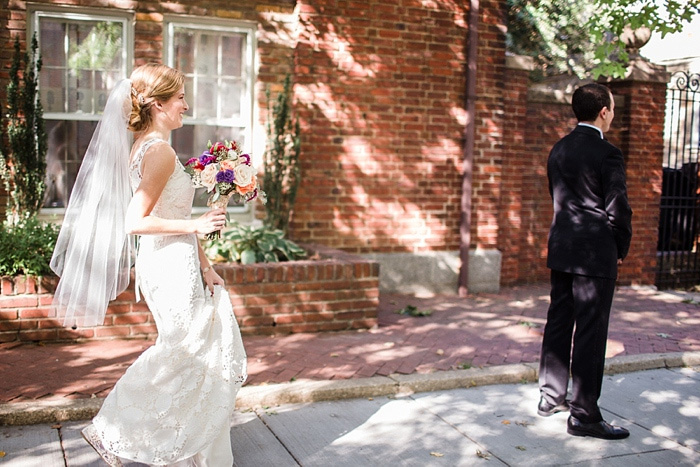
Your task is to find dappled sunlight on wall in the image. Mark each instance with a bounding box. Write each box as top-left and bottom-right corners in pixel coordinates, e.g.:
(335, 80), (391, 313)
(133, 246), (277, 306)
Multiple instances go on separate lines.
(289, 0), (470, 254)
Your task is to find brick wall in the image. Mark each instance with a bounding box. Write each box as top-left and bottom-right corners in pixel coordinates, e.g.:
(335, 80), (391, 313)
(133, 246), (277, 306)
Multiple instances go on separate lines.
(503, 94), (576, 285)
(0, 245), (379, 342)
(498, 56), (532, 285)
(607, 78), (666, 285)
(289, 0), (469, 253)
(498, 72), (666, 286)
(471, 0), (506, 250)
(227, 244), (379, 334)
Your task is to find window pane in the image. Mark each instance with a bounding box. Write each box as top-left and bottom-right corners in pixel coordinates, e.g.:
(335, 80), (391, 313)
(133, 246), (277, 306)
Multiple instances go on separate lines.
(195, 78), (217, 119)
(43, 120), (98, 208)
(170, 24), (252, 208)
(196, 33), (219, 75)
(220, 78), (242, 120)
(39, 16), (125, 116)
(41, 69), (66, 113)
(174, 31), (195, 74)
(38, 12), (128, 211)
(40, 21), (65, 67)
(173, 27), (248, 124)
(221, 35), (243, 76)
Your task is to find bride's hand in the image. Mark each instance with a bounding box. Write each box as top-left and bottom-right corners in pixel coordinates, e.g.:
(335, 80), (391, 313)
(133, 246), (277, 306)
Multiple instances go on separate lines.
(203, 267), (225, 296)
(194, 208), (226, 235)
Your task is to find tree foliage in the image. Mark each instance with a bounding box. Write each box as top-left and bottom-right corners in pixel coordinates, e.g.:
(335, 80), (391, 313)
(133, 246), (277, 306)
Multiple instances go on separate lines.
(590, 0), (699, 78)
(0, 33), (48, 223)
(507, 0), (700, 79)
(68, 22), (123, 71)
(263, 75), (301, 234)
(507, 0), (596, 80)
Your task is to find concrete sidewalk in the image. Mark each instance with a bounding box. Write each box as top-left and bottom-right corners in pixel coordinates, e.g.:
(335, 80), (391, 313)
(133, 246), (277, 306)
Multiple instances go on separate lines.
(2, 366), (699, 466)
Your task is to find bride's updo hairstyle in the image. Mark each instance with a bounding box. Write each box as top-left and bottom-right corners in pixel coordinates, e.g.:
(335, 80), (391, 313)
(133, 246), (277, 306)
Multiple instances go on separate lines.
(128, 63), (185, 133)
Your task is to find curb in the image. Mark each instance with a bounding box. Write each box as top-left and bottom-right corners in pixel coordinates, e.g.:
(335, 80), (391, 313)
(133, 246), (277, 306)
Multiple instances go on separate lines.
(2, 351), (699, 426)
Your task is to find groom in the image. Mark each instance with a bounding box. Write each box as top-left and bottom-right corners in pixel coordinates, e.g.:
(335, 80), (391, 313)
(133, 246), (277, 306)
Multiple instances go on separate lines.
(537, 83), (633, 440)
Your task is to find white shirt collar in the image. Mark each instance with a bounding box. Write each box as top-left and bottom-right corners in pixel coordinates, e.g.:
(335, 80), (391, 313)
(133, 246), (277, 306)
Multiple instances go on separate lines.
(577, 122), (604, 139)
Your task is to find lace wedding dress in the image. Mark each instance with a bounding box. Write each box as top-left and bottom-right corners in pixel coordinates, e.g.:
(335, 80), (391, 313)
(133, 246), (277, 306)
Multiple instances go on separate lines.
(90, 138), (247, 466)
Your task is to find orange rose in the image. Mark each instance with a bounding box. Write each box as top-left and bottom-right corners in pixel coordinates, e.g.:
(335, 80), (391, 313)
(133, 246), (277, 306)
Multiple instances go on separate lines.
(236, 176), (257, 195)
(220, 159), (237, 171)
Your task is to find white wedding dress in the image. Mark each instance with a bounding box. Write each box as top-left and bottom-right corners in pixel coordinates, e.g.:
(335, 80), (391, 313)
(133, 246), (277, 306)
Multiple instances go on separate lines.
(91, 138), (247, 466)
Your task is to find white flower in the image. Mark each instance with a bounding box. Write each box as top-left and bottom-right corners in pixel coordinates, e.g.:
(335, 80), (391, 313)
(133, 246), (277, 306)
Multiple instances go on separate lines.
(227, 149), (239, 160)
(234, 164), (256, 186)
(200, 164), (218, 191)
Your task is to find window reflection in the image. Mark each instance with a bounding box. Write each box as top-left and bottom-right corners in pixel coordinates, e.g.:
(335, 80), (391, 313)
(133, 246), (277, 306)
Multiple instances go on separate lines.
(36, 12), (127, 208)
(43, 120), (98, 208)
(169, 24), (251, 208)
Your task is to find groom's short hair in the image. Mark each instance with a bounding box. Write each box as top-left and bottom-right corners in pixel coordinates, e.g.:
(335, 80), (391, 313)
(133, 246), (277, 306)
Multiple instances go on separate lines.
(572, 83), (612, 122)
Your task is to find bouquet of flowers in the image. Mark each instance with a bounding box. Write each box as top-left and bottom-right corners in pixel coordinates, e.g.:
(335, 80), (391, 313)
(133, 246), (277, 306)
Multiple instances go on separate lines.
(185, 140), (266, 239)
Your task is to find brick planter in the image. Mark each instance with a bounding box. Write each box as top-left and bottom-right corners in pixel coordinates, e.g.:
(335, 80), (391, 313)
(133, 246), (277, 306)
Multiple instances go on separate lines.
(0, 245), (379, 342)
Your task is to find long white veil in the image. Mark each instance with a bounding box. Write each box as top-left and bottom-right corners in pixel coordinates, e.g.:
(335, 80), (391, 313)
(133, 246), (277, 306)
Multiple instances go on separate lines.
(50, 79), (134, 328)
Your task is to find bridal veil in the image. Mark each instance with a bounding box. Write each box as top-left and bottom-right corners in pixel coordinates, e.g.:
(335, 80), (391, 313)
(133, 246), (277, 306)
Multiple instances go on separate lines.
(50, 79), (134, 328)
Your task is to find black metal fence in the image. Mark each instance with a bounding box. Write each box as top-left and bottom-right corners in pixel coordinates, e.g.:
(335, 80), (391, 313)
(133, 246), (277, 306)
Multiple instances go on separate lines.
(657, 71), (700, 289)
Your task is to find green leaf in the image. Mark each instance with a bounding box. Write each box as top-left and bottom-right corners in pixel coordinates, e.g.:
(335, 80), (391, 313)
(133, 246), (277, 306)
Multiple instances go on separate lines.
(263, 252), (278, 262)
(0, 216), (59, 276)
(258, 240), (274, 252)
(240, 249), (257, 264)
(202, 221), (307, 265)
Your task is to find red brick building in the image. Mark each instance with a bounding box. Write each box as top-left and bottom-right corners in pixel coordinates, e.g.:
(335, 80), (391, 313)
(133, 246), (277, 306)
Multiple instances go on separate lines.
(1, 0), (665, 295)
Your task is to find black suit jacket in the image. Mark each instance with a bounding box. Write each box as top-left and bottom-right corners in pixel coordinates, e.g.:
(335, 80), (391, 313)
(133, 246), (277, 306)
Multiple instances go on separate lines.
(547, 125), (633, 279)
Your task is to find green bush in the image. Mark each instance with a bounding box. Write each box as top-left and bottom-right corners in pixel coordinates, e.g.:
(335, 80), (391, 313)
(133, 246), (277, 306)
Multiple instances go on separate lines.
(0, 33), (48, 223)
(0, 216), (59, 276)
(202, 223), (307, 265)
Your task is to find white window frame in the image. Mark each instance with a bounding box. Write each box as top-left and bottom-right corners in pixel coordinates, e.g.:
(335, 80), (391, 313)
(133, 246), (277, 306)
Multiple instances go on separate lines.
(29, 6), (133, 121)
(29, 5), (133, 219)
(164, 16), (257, 217)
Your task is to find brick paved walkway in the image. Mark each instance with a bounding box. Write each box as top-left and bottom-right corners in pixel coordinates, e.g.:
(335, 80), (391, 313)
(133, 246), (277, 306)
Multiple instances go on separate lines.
(1, 284), (699, 403)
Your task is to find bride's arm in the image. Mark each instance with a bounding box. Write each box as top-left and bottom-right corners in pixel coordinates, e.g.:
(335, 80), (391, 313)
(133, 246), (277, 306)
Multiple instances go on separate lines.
(125, 143), (226, 236)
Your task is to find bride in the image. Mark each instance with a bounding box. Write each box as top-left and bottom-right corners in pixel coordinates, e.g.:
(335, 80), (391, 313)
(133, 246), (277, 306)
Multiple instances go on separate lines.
(50, 63), (247, 466)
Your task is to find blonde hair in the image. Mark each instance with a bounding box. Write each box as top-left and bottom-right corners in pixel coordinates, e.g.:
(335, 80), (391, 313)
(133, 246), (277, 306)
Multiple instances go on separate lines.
(128, 63), (185, 133)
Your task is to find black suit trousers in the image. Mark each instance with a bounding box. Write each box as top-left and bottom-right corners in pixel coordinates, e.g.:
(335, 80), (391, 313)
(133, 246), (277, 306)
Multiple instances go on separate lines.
(538, 269), (616, 423)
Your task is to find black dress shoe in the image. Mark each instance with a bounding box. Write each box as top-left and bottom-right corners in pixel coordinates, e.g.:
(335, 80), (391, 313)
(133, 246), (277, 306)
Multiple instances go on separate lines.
(567, 415), (630, 440)
(537, 397), (570, 417)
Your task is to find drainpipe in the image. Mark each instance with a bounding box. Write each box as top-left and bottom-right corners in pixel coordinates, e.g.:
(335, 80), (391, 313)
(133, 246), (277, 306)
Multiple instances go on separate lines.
(458, 0), (478, 297)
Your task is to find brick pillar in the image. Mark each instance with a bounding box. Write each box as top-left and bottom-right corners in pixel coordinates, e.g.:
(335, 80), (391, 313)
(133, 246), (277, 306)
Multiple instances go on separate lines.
(471, 0), (506, 251)
(606, 59), (669, 285)
(498, 55), (534, 286)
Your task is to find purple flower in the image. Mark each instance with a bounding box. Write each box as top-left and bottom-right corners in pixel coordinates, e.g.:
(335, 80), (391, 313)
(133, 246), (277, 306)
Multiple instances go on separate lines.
(199, 153), (217, 166)
(216, 169), (235, 184)
(240, 154), (251, 165)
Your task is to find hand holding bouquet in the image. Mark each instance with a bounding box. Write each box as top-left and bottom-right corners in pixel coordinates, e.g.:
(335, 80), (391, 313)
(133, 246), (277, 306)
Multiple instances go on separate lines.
(185, 140), (266, 239)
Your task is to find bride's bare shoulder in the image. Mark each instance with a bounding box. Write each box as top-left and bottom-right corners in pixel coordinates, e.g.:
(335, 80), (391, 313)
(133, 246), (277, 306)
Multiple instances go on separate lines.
(139, 140), (176, 176)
